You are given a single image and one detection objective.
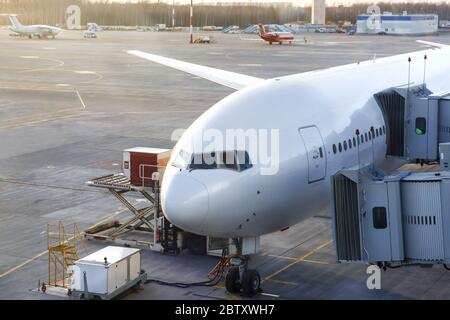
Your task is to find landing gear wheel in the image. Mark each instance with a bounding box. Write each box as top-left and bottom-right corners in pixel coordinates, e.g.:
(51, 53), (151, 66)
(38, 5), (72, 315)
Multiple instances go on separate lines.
(225, 267), (241, 293)
(279, 41), (283, 45)
(241, 269), (260, 297)
(269, 42), (272, 45)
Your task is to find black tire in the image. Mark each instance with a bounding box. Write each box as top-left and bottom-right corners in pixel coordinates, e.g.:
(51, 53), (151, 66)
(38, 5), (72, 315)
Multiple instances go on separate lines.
(225, 267), (241, 293)
(186, 234), (207, 255)
(241, 269), (260, 297)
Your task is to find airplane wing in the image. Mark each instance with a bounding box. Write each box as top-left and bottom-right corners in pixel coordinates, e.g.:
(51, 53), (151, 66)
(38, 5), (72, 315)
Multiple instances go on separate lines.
(127, 50), (264, 90)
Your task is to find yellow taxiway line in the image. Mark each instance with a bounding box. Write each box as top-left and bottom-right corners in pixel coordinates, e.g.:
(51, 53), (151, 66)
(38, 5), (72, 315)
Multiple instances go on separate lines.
(262, 239), (333, 283)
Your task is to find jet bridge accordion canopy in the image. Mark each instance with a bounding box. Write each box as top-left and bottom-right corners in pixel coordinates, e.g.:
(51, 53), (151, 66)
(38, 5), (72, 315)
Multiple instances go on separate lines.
(332, 166), (450, 265)
(374, 85), (450, 162)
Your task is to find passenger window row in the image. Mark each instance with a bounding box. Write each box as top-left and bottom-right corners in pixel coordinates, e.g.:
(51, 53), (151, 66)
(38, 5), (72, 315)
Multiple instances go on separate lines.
(332, 125), (386, 155)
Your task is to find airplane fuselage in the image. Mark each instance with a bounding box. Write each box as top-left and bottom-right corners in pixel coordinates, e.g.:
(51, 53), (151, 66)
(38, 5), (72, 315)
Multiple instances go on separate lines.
(9, 25), (61, 38)
(259, 32), (294, 44)
(161, 46), (450, 239)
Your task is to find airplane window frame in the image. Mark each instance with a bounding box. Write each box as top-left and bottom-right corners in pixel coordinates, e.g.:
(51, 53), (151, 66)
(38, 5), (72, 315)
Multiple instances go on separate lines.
(172, 149), (192, 169)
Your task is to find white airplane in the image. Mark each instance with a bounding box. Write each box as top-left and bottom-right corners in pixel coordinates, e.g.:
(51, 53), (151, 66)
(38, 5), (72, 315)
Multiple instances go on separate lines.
(6, 14), (62, 39)
(127, 40), (450, 295)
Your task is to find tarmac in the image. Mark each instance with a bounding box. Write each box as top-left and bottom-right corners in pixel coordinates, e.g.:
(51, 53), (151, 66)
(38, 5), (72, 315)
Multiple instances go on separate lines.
(1, 29), (450, 300)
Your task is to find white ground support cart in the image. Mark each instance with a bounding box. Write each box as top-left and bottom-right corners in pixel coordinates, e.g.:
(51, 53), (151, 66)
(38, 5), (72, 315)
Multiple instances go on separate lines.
(70, 246), (147, 300)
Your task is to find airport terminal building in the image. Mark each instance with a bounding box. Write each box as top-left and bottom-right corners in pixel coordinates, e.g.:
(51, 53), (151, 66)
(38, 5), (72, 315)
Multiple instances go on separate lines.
(356, 13), (438, 35)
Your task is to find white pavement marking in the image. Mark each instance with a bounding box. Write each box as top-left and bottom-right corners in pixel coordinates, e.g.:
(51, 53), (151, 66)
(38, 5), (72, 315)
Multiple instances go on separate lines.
(74, 70), (96, 74)
(238, 63), (262, 67)
(76, 90), (86, 109)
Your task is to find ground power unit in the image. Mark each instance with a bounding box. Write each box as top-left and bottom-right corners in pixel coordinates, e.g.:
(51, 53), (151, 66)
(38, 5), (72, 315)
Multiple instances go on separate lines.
(71, 246), (147, 299)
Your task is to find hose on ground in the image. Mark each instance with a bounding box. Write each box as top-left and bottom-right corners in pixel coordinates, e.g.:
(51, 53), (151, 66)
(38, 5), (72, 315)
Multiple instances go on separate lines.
(144, 249), (228, 288)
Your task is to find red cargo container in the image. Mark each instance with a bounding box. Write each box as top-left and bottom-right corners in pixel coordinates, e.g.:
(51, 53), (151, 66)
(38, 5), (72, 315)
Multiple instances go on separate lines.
(123, 147), (171, 187)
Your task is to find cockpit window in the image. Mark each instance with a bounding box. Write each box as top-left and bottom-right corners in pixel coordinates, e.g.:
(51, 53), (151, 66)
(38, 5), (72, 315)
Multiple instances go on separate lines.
(172, 149), (191, 169)
(235, 150), (253, 171)
(189, 150), (252, 172)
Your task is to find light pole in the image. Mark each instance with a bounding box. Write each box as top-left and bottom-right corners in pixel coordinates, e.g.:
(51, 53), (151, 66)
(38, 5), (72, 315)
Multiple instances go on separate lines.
(172, 0), (175, 30)
(189, 0), (193, 43)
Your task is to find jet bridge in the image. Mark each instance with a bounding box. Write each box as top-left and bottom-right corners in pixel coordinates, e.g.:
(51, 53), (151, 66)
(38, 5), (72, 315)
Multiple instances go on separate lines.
(332, 165), (450, 266)
(375, 85), (450, 162)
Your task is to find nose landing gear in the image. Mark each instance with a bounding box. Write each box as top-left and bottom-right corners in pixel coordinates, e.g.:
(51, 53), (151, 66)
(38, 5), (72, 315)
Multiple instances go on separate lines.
(225, 259), (261, 297)
(224, 238), (261, 297)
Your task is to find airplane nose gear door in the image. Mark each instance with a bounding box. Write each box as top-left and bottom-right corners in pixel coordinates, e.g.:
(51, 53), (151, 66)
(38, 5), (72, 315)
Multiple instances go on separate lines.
(299, 126), (326, 183)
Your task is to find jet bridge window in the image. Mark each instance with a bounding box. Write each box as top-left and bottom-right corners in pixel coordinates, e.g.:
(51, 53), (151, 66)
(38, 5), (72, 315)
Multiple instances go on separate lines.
(415, 117), (426, 135)
(373, 207), (387, 229)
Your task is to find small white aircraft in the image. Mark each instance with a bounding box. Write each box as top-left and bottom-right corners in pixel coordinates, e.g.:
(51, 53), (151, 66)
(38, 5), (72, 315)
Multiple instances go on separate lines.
(128, 39), (450, 296)
(6, 14), (62, 39)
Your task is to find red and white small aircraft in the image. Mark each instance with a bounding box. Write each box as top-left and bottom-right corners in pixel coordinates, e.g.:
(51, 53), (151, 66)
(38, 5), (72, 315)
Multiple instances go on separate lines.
(257, 23), (294, 45)
(241, 24), (306, 45)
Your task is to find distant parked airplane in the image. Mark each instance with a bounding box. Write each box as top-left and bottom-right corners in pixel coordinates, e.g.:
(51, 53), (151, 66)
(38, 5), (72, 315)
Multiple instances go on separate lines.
(241, 24), (306, 45)
(257, 23), (294, 45)
(6, 14), (62, 39)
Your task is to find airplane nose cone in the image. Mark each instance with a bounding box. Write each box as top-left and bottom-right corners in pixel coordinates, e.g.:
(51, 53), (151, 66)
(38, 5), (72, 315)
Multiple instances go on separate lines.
(161, 175), (209, 234)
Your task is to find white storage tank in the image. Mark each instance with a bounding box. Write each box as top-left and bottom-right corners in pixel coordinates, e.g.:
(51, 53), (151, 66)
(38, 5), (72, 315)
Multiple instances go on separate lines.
(71, 246), (142, 298)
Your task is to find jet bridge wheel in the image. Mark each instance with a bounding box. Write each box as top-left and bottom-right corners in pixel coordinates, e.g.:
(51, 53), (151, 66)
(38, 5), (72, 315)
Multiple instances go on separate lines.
(241, 269), (261, 297)
(225, 267), (241, 293)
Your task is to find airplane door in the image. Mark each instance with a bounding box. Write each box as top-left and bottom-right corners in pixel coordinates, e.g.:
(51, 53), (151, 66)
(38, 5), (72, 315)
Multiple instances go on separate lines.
(299, 126), (326, 183)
